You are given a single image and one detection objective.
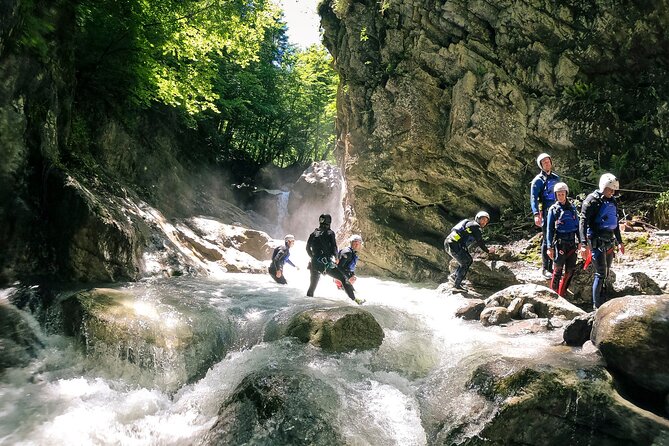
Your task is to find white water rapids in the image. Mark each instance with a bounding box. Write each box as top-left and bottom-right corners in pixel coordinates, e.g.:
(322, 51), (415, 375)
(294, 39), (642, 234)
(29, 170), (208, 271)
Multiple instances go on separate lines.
(0, 243), (566, 445)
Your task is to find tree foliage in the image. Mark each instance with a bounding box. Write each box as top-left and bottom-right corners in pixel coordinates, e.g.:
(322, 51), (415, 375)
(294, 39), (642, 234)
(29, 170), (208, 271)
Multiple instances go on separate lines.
(70, 0), (338, 174)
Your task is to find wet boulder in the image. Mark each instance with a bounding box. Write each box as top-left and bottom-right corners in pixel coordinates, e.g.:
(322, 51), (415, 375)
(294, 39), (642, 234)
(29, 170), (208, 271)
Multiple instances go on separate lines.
(479, 307), (512, 327)
(453, 260), (519, 289)
(285, 307), (384, 353)
(0, 299), (42, 373)
(591, 295), (669, 395)
(58, 288), (230, 392)
(455, 299), (485, 320)
(438, 357), (669, 445)
(486, 284), (585, 320)
(563, 312), (595, 347)
(203, 369), (342, 445)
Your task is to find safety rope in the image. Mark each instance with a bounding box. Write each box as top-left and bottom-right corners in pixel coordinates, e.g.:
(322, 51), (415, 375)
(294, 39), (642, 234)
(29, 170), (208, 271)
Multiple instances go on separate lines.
(560, 174), (665, 195)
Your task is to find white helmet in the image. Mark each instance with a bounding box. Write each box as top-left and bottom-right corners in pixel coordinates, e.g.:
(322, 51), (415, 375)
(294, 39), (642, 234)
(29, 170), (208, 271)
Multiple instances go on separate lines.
(349, 234), (363, 243)
(536, 153), (551, 169)
(284, 234), (295, 242)
(598, 173), (619, 192)
(553, 182), (569, 193)
(475, 211), (490, 224)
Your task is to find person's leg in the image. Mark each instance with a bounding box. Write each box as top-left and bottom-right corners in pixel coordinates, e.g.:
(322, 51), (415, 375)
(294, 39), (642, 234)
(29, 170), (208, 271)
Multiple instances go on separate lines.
(558, 247), (577, 297)
(327, 267), (356, 300)
(307, 266), (321, 296)
(592, 244), (608, 308)
(452, 249), (473, 288)
(550, 257), (564, 293)
(541, 215), (552, 273)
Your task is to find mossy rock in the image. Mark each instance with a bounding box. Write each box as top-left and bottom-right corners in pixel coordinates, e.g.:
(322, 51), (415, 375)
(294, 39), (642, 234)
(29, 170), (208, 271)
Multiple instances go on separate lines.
(203, 369), (342, 445)
(58, 288), (229, 391)
(285, 307), (384, 353)
(441, 357), (669, 445)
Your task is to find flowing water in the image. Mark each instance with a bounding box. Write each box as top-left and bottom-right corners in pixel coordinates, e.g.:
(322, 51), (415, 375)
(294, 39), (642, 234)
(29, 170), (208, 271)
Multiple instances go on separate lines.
(0, 250), (567, 445)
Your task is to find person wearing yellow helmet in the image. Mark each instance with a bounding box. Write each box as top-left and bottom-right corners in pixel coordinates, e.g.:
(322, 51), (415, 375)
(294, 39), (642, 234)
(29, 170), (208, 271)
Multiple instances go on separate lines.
(579, 173), (624, 309)
(545, 182), (581, 297)
(530, 153), (561, 278)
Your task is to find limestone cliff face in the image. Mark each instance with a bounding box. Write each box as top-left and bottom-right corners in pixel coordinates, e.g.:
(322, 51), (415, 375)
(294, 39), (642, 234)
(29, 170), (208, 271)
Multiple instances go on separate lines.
(319, 0), (669, 281)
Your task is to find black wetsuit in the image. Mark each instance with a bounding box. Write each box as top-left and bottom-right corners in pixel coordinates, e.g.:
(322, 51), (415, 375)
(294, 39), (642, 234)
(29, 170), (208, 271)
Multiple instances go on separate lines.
(338, 246), (358, 279)
(306, 225), (356, 300)
(444, 219), (490, 288)
(580, 190), (622, 308)
(268, 244), (295, 284)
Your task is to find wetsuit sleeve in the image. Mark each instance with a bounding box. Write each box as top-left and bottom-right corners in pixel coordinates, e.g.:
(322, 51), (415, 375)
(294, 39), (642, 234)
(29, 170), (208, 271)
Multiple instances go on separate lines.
(614, 200), (623, 244)
(306, 233), (314, 257)
(329, 231), (338, 258)
(530, 175), (544, 215)
(545, 207), (556, 249)
(285, 258), (296, 268)
(272, 246), (288, 271)
(579, 194), (596, 243)
(471, 225), (490, 253)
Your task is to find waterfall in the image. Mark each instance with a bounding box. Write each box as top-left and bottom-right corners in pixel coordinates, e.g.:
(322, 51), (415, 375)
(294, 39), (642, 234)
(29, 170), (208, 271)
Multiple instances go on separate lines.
(276, 191), (290, 237)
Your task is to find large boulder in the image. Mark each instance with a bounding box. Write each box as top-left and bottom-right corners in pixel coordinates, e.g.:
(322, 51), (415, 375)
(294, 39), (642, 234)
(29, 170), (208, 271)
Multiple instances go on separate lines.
(57, 288), (231, 392)
(455, 299), (485, 320)
(0, 298), (42, 373)
(203, 369), (342, 445)
(285, 307), (384, 353)
(486, 284), (586, 320)
(591, 295), (669, 395)
(434, 357), (669, 445)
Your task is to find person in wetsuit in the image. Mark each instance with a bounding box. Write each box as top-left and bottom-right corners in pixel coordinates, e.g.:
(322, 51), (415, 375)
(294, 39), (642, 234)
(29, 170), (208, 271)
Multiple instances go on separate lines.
(530, 153), (561, 278)
(306, 214), (364, 304)
(268, 234), (297, 284)
(444, 211), (494, 291)
(579, 173), (624, 309)
(334, 234), (362, 290)
(545, 182), (581, 297)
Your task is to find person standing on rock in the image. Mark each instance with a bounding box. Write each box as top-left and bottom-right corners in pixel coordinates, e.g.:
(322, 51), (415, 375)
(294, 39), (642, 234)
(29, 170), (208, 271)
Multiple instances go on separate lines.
(444, 211), (494, 291)
(579, 173), (624, 309)
(268, 234), (298, 284)
(306, 214), (364, 304)
(545, 182), (582, 297)
(334, 234), (363, 290)
(530, 153), (561, 278)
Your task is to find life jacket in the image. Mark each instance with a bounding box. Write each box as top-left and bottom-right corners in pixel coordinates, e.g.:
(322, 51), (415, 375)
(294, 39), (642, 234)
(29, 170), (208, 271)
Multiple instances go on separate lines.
(553, 202), (579, 235)
(338, 247), (358, 274)
(540, 173), (559, 207)
(594, 198), (618, 231)
(448, 219), (478, 247)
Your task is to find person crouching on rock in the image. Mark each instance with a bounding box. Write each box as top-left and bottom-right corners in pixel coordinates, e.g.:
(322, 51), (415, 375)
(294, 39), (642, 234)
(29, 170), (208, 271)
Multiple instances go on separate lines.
(545, 182), (582, 297)
(334, 234), (363, 290)
(268, 234), (298, 284)
(306, 214), (364, 305)
(444, 211), (494, 291)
